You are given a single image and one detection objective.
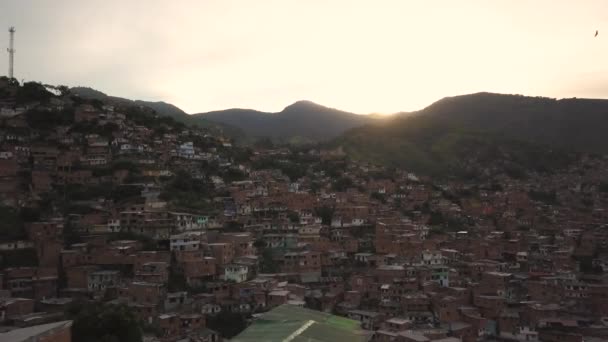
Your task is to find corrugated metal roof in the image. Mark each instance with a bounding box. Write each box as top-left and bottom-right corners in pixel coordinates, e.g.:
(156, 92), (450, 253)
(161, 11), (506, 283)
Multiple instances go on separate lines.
(232, 305), (370, 342)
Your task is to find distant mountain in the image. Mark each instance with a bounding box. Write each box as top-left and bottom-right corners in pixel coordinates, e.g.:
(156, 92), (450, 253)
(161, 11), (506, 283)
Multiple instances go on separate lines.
(70, 87), (241, 136)
(413, 92), (608, 152)
(69, 89), (378, 143)
(194, 100), (375, 144)
(335, 92), (608, 175)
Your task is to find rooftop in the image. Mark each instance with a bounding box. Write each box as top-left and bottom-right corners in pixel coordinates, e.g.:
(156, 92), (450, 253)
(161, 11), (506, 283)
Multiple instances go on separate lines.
(232, 304), (369, 342)
(386, 317), (411, 325)
(0, 320), (72, 342)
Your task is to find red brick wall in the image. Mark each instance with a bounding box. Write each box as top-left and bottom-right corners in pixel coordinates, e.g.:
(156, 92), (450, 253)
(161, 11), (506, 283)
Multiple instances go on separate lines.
(37, 240), (62, 267)
(26, 222), (63, 241)
(473, 295), (504, 319)
(39, 325), (71, 342)
(184, 260), (216, 280)
(538, 330), (582, 342)
(4, 298), (35, 318)
(130, 283), (165, 306)
(66, 266), (97, 289)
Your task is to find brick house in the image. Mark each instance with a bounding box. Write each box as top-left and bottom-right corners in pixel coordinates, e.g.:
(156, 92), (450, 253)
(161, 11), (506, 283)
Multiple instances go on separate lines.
(4, 267), (58, 300)
(0, 297), (34, 322)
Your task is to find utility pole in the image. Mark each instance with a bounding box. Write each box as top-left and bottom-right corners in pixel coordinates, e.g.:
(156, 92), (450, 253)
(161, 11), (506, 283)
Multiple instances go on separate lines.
(7, 27), (15, 79)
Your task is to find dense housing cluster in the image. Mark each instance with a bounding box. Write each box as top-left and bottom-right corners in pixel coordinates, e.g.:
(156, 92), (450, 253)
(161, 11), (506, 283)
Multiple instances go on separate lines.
(0, 79), (607, 342)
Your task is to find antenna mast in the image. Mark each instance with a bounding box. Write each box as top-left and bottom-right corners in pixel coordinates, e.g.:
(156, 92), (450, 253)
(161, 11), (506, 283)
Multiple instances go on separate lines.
(7, 27), (15, 79)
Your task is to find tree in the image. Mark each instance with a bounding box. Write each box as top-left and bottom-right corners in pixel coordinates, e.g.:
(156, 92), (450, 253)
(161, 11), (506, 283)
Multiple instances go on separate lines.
(528, 190), (558, 205)
(19, 207), (41, 222)
(310, 181), (321, 194)
(111, 185), (143, 202)
(287, 211), (300, 223)
(168, 268), (188, 292)
(253, 137), (275, 149)
(253, 238), (267, 249)
(206, 311), (248, 339)
(222, 168), (247, 183)
(370, 192), (386, 204)
(111, 160), (141, 174)
(25, 107), (74, 129)
(0, 206), (25, 241)
(314, 206), (334, 226)
(332, 177), (354, 192)
(428, 211), (445, 226)
(251, 157), (306, 181)
(16, 81), (53, 104)
(0, 248), (38, 268)
(259, 247), (278, 274)
(63, 221), (83, 247)
(57, 85), (70, 96)
(67, 302), (142, 342)
(223, 221), (244, 232)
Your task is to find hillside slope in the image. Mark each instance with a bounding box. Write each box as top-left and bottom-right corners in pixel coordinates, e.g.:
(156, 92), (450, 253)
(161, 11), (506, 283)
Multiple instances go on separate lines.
(195, 100), (373, 143)
(335, 92), (608, 175)
(70, 87), (242, 137)
(417, 92), (608, 152)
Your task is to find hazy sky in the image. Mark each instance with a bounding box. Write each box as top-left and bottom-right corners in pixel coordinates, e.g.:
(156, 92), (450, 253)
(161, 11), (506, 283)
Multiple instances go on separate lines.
(1, 1), (608, 114)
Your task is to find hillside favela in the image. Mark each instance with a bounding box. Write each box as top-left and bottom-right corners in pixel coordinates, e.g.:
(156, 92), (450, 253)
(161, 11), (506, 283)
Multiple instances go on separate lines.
(1, 2), (608, 342)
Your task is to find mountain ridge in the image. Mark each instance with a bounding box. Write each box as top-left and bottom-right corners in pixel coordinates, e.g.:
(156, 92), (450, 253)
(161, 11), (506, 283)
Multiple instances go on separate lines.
(194, 100), (375, 144)
(70, 87), (377, 143)
(69, 86), (243, 137)
(70, 87), (608, 155)
(333, 92), (608, 176)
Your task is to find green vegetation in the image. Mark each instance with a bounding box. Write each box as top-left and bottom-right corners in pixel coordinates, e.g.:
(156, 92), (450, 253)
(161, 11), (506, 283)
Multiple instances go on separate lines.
(260, 248), (279, 274)
(16, 81), (53, 104)
(253, 137), (275, 149)
(58, 182), (142, 203)
(0, 248), (38, 268)
(332, 176), (354, 191)
(332, 92), (594, 177)
(67, 301), (143, 342)
(70, 86), (238, 137)
(168, 267), (188, 292)
(223, 221), (245, 232)
(63, 221), (83, 247)
(314, 206), (334, 226)
(0, 206), (26, 241)
(337, 122), (576, 178)
(122, 105), (186, 131)
(207, 311), (248, 338)
(370, 192), (386, 204)
(221, 167), (247, 183)
(313, 159), (347, 178)
(60, 184), (112, 201)
(197, 100), (372, 143)
(111, 185), (143, 202)
(25, 107), (74, 129)
(287, 210), (300, 223)
(160, 170), (214, 211)
(111, 160), (142, 174)
(428, 211), (445, 226)
(253, 239), (279, 274)
(528, 190), (559, 205)
(252, 157), (307, 181)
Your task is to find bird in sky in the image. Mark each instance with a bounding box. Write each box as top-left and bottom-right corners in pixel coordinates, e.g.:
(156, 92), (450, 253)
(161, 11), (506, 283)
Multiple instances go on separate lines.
(595, 30), (599, 37)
